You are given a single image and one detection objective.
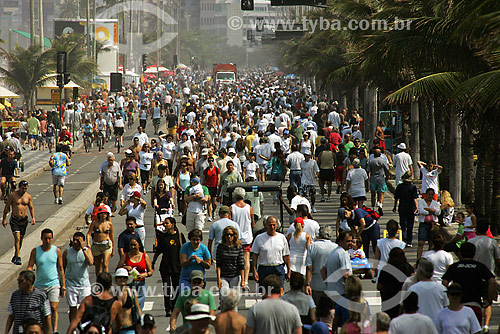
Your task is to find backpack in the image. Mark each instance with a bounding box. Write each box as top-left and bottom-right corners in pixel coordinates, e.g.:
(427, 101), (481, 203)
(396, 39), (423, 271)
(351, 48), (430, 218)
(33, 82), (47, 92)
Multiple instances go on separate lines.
(81, 295), (115, 332)
(362, 206), (381, 221)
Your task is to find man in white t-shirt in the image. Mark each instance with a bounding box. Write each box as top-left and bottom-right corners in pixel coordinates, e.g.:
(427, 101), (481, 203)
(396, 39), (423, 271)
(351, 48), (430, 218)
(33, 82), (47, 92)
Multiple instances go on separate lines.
(408, 259), (448, 322)
(300, 150), (320, 213)
(328, 110), (341, 128)
(417, 161), (443, 194)
(281, 185), (311, 225)
(393, 143), (414, 185)
(389, 291), (438, 334)
(251, 216), (290, 287)
(286, 144), (304, 190)
(133, 126), (149, 147)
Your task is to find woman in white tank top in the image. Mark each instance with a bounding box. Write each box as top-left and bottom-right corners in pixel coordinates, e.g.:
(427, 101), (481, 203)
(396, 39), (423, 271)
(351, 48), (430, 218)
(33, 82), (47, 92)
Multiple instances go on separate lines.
(289, 217), (311, 275)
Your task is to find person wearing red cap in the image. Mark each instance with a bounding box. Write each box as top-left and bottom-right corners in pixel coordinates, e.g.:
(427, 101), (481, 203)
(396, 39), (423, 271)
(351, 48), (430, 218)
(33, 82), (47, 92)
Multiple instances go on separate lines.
(119, 191), (147, 246)
(289, 217), (311, 275)
(87, 205), (114, 274)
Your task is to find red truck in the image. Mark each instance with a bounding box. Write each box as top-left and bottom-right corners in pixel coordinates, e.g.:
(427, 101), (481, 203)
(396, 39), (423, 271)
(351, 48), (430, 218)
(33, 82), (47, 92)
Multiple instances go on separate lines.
(213, 63), (237, 84)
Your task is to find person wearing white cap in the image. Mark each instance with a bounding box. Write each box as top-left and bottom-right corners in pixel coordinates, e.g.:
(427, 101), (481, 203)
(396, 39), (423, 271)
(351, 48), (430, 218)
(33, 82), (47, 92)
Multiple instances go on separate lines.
(300, 149), (320, 213)
(227, 147), (242, 174)
(114, 268), (142, 334)
(184, 304), (216, 333)
(394, 143), (413, 186)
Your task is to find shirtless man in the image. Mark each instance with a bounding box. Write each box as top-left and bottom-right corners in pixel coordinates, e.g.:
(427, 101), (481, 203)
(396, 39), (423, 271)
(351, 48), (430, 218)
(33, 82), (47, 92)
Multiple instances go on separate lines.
(2, 180), (36, 265)
(128, 137), (142, 161)
(375, 121), (389, 152)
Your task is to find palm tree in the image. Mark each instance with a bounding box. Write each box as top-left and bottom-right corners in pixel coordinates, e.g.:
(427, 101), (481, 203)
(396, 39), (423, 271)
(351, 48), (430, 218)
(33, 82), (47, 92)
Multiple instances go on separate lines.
(0, 45), (52, 109)
(46, 33), (101, 89)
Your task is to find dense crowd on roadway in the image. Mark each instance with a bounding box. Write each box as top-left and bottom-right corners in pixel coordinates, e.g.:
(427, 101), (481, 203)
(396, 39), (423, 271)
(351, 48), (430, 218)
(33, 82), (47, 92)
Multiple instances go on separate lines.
(1, 69), (499, 334)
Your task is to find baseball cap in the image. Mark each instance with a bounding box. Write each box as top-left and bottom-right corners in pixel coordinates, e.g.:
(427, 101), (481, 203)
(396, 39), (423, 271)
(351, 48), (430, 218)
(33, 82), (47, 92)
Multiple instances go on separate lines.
(303, 149), (312, 156)
(140, 314), (155, 328)
(19, 180), (28, 187)
(191, 177), (200, 184)
(283, 129), (290, 134)
(304, 321), (330, 334)
(294, 217), (304, 227)
(115, 268), (129, 278)
(219, 206), (231, 214)
(228, 147), (236, 154)
(125, 149), (133, 155)
(130, 191), (141, 199)
(201, 148), (209, 156)
(190, 270), (204, 281)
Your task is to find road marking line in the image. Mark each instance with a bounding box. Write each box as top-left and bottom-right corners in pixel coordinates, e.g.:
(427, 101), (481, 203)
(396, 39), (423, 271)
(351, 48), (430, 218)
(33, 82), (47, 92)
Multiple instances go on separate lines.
(143, 301), (154, 311)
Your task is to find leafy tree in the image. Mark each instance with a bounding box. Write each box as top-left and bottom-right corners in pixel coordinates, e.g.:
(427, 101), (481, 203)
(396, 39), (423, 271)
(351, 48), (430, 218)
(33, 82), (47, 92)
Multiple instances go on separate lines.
(0, 45), (52, 109)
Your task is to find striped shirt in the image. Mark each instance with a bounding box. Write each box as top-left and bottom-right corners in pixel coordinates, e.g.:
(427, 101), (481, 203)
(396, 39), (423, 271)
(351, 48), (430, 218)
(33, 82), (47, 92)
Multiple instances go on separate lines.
(8, 288), (51, 334)
(216, 243), (245, 278)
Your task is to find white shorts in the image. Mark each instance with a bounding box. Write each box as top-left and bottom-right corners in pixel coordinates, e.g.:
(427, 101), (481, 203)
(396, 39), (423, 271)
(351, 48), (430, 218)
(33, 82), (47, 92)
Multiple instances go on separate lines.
(66, 286), (91, 307)
(52, 175), (66, 186)
(39, 285), (60, 303)
(185, 211), (205, 233)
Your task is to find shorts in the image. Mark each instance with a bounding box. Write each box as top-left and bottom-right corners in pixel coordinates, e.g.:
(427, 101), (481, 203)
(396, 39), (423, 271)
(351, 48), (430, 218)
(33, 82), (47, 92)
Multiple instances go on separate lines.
(39, 285), (60, 303)
(319, 169), (335, 181)
(10, 216), (29, 236)
(114, 127), (124, 136)
(242, 244), (251, 252)
(168, 127), (177, 135)
(418, 222), (432, 241)
(28, 134), (38, 140)
(140, 169), (150, 184)
(335, 166), (344, 182)
(370, 182), (387, 193)
(66, 286), (91, 307)
(379, 140), (386, 151)
(258, 164), (267, 174)
(52, 175), (66, 186)
(153, 118), (161, 126)
(207, 187), (218, 198)
(301, 184), (316, 198)
(45, 135), (54, 144)
(103, 182), (119, 202)
(92, 240), (113, 256)
(21, 133), (27, 140)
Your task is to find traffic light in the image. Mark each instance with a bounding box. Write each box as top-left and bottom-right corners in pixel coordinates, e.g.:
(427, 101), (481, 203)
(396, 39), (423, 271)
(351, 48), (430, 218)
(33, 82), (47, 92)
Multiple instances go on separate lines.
(110, 72), (123, 92)
(56, 74), (63, 89)
(64, 73), (71, 85)
(57, 51), (67, 74)
(142, 54), (147, 72)
(241, 0), (254, 10)
(173, 54), (178, 67)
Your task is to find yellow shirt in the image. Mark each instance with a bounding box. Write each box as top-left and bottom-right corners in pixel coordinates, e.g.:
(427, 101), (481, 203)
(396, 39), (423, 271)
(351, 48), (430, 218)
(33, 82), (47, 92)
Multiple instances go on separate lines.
(246, 134), (255, 151)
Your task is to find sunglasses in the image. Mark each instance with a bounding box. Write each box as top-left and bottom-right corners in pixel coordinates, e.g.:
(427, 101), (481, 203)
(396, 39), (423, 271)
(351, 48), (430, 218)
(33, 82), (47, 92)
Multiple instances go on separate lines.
(225, 233), (235, 237)
(181, 164), (187, 167)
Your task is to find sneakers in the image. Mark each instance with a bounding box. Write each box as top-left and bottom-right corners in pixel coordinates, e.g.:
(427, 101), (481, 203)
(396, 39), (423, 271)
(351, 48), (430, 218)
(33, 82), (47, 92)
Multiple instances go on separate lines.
(54, 198), (59, 204)
(11, 256), (21, 265)
(320, 197), (325, 202)
(208, 217), (213, 222)
(312, 206), (317, 213)
(378, 206), (384, 216)
(406, 243), (413, 248)
(58, 198), (63, 205)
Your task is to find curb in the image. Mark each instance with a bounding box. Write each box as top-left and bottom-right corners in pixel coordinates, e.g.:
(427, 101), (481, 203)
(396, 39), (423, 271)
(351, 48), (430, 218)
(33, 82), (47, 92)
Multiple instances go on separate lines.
(0, 178), (99, 290)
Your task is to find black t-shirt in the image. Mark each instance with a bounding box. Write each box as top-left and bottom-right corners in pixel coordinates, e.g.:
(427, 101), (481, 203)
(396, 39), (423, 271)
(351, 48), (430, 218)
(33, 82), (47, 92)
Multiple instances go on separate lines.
(442, 259), (494, 304)
(167, 114), (178, 128)
(0, 158), (17, 176)
(378, 262), (414, 302)
(117, 230), (138, 253)
(394, 182), (418, 213)
(155, 230), (186, 274)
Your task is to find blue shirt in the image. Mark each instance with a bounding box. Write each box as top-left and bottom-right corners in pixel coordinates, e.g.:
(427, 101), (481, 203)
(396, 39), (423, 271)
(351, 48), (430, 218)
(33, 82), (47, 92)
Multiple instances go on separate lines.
(180, 242), (211, 276)
(52, 152), (68, 176)
(354, 208), (374, 227)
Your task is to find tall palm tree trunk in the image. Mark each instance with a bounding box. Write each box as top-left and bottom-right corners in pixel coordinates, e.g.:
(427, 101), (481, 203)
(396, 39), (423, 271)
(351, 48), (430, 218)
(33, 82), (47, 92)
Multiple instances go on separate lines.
(475, 157), (486, 216)
(449, 110), (461, 206)
(30, 0), (36, 47)
(410, 99), (420, 179)
(461, 124), (474, 203)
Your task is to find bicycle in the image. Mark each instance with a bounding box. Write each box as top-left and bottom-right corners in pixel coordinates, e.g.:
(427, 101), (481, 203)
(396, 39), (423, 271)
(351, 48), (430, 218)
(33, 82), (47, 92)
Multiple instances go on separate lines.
(3, 176), (17, 203)
(127, 112), (134, 129)
(84, 134), (92, 153)
(96, 130), (104, 152)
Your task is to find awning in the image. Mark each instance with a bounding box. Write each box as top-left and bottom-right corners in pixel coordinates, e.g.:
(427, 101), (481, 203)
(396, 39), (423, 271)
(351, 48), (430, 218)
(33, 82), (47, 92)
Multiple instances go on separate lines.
(38, 75), (82, 89)
(0, 86), (19, 98)
(12, 29), (52, 48)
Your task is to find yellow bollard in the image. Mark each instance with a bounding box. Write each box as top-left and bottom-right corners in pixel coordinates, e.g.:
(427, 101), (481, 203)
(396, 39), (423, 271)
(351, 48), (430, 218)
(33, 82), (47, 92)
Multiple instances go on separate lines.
(383, 229), (403, 240)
